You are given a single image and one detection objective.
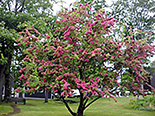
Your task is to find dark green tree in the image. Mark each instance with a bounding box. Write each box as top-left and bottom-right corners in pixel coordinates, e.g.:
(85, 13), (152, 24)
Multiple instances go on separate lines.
(145, 60), (155, 76)
(0, 0), (57, 102)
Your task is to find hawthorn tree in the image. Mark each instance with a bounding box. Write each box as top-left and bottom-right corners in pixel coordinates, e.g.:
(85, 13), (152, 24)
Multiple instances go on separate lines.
(17, 2), (155, 116)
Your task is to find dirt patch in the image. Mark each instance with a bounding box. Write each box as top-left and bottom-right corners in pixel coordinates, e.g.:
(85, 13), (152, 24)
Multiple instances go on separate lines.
(2, 104), (21, 116)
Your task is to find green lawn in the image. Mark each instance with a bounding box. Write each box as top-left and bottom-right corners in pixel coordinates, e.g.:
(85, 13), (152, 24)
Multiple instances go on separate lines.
(0, 97), (155, 116)
(0, 102), (13, 115)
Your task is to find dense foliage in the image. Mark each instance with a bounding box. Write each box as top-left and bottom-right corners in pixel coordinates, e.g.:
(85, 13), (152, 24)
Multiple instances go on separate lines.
(0, 0), (56, 102)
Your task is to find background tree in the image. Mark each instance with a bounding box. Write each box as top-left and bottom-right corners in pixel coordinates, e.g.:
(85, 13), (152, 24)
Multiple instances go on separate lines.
(0, 0), (57, 102)
(78, 0), (106, 11)
(110, 0), (155, 43)
(146, 61), (155, 76)
(17, 3), (155, 116)
(145, 60), (155, 89)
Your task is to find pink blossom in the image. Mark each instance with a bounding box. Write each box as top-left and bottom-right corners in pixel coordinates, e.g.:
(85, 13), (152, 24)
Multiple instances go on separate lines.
(133, 66), (137, 71)
(136, 76), (140, 83)
(61, 18), (67, 22)
(64, 36), (68, 39)
(138, 74), (145, 80)
(61, 92), (65, 96)
(91, 41), (94, 44)
(69, 26), (75, 30)
(42, 60), (45, 63)
(55, 29), (60, 33)
(111, 95), (117, 102)
(59, 68), (63, 71)
(104, 73), (108, 76)
(43, 78), (46, 82)
(111, 55), (115, 59)
(38, 66), (43, 70)
(79, 3), (83, 6)
(64, 31), (70, 36)
(126, 36), (130, 38)
(55, 20), (60, 23)
(85, 31), (89, 35)
(89, 30), (92, 33)
(96, 77), (100, 81)
(69, 41), (72, 44)
(66, 50), (69, 53)
(63, 25), (68, 29)
(70, 57), (73, 60)
(76, 11), (80, 13)
(18, 32), (23, 34)
(45, 34), (50, 39)
(33, 29), (39, 34)
(98, 14), (102, 17)
(85, 59), (89, 62)
(92, 21), (97, 26)
(27, 84), (30, 87)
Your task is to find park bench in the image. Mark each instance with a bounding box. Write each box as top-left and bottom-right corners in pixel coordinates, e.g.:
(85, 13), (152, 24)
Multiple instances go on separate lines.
(6, 97), (26, 105)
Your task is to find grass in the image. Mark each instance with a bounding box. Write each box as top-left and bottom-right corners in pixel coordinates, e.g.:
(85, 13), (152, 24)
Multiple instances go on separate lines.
(0, 97), (155, 116)
(0, 102), (13, 115)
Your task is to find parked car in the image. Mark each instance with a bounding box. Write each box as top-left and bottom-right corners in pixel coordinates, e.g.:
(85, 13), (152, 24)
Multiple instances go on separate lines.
(70, 89), (80, 98)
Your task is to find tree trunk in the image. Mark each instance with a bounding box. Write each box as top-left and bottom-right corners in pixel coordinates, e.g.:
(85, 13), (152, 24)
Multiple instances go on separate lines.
(0, 76), (3, 102)
(4, 53), (12, 101)
(45, 89), (48, 103)
(4, 73), (11, 100)
(76, 92), (84, 116)
(0, 64), (6, 102)
(76, 108), (84, 116)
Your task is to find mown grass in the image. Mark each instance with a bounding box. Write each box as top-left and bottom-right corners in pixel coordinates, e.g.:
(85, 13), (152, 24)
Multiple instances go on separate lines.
(0, 97), (155, 116)
(0, 102), (13, 116)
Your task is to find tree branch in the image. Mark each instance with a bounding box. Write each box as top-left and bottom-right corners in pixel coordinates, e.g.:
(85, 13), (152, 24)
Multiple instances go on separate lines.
(15, 0), (18, 15)
(7, 0), (11, 11)
(84, 96), (101, 110)
(19, 0), (25, 13)
(61, 97), (76, 116)
(83, 97), (89, 107)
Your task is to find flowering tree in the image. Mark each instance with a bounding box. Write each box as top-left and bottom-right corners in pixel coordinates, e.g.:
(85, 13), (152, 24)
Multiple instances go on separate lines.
(16, 3), (155, 116)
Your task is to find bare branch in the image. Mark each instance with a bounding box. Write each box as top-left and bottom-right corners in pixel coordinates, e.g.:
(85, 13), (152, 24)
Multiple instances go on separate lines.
(19, 0), (25, 13)
(15, 0), (18, 15)
(61, 97), (76, 116)
(84, 96), (101, 110)
(7, 0), (11, 11)
(83, 97), (89, 107)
